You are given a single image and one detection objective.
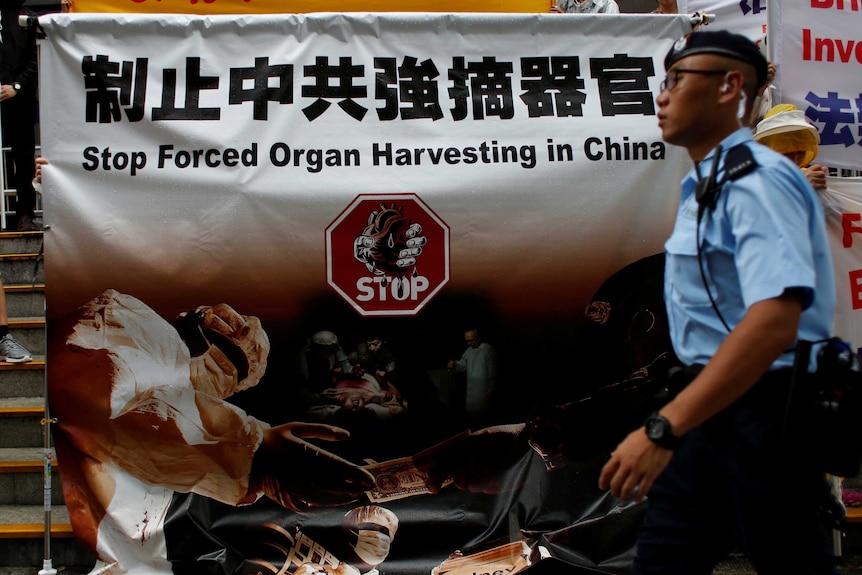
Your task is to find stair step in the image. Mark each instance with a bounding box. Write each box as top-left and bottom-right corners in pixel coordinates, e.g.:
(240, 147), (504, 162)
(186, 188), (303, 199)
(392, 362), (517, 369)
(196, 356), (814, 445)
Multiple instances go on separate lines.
(0, 503), (94, 575)
(7, 319), (43, 329)
(4, 286), (46, 323)
(0, 364), (46, 401)
(0, 397), (44, 416)
(0, 254), (44, 285)
(6, 314), (45, 330)
(0, 503), (94, 574)
(4, 284), (45, 293)
(0, 393), (48, 449)
(0, 461), (51, 473)
(0, 448), (57, 473)
(0, 360), (45, 407)
(0, 358), (45, 372)
(0, 506), (72, 538)
(0, 231), (43, 256)
(0, 506), (96, 571)
(0, 447), (63, 508)
(0, 254), (41, 263)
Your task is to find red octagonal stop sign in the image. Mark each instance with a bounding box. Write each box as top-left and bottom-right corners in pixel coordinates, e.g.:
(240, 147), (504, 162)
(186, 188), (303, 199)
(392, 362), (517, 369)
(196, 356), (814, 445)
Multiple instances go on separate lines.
(326, 194), (450, 316)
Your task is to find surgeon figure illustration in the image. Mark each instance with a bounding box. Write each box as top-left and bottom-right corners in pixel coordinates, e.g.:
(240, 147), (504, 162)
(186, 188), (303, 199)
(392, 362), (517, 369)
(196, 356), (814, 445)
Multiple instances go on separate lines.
(49, 290), (375, 575)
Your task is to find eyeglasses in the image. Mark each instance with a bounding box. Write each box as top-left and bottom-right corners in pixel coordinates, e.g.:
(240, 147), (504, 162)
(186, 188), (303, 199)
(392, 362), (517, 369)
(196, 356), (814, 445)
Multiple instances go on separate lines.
(660, 68), (728, 92)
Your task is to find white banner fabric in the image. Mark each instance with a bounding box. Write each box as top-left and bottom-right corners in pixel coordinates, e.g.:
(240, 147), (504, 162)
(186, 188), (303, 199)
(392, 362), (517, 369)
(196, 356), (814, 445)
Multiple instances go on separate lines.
(39, 15), (693, 573)
(687, 0), (767, 41)
(38, 13), (693, 325)
(769, 2), (862, 171)
(823, 178), (862, 349)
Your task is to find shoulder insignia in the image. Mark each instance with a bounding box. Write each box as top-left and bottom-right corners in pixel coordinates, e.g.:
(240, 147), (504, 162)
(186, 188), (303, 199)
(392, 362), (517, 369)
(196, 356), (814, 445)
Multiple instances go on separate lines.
(722, 144), (758, 182)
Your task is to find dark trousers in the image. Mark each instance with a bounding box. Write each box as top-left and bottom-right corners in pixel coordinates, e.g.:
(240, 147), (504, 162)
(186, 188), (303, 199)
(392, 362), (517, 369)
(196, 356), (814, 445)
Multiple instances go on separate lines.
(633, 371), (838, 575)
(1, 94), (37, 219)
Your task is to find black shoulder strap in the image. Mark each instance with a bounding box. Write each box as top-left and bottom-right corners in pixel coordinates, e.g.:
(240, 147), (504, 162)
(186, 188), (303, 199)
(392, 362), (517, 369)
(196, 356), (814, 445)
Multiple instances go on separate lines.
(695, 143), (758, 213)
(694, 142), (762, 335)
(722, 144), (758, 183)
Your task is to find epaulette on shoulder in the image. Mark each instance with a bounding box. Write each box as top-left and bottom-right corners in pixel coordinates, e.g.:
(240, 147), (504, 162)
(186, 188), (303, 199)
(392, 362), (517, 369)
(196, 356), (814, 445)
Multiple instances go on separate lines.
(697, 143), (761, 213)
(722, 143), (758, 183)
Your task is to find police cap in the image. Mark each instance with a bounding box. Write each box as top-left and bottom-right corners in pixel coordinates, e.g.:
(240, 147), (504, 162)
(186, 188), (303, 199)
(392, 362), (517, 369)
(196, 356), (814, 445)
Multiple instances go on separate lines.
(664, 30), (769, 89)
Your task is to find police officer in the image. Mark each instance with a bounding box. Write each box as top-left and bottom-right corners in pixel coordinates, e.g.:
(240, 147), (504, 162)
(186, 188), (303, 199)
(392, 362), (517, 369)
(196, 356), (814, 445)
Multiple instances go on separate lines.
(599, 31), (838, 574)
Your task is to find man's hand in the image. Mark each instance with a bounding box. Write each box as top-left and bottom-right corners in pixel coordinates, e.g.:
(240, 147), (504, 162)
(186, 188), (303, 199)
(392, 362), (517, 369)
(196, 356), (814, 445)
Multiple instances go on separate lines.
(252, 422), (375, 512)
(35, 157), (49, 184)
(803, 164), (827, 191)
(0, 84), (18, 101)
(598, 427), (673, 503)
(413, 424), (528, 494)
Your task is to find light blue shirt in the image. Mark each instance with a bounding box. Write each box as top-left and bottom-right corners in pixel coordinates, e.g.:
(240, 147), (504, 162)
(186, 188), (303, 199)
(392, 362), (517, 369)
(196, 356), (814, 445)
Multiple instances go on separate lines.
(664, 128), (835, 369)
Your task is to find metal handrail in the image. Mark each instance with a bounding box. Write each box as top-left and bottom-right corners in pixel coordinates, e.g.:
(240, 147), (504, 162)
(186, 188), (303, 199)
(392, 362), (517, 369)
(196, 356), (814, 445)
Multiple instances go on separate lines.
(0, 144), (44, 231)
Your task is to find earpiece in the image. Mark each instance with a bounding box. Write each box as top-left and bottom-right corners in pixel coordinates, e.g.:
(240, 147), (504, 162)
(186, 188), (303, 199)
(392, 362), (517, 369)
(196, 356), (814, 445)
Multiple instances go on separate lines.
(736, 91), (748, 123)
(720, 83), (730, 94)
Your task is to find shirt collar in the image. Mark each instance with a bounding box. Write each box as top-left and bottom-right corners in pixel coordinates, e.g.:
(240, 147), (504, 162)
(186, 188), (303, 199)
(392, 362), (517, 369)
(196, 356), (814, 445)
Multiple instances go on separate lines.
(683, 127), (755, 190)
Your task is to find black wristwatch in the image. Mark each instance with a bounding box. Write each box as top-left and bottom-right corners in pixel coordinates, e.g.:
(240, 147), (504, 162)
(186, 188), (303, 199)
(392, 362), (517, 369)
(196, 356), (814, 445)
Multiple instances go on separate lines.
(12, 82), (21, 92)
(644, 412), (683, 450)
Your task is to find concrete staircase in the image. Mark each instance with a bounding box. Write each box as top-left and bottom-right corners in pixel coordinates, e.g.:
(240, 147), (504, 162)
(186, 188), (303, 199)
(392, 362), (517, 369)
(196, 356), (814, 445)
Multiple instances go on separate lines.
(0, 230), (95, 575)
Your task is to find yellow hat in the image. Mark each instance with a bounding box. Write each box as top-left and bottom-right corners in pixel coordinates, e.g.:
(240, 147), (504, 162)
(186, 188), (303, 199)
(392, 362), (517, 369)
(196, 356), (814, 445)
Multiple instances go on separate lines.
(753, 105), (820, 167)
(764, 103), (798, 119)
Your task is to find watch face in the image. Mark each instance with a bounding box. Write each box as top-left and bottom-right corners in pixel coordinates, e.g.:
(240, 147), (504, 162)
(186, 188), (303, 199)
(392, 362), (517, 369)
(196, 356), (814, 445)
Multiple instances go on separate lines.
(645, 413), (681, 449)
(646, 418), (664, 439)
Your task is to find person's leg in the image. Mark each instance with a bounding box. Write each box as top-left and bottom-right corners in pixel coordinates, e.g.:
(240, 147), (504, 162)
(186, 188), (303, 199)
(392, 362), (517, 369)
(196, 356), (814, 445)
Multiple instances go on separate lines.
(1, 97), (38, 229)
(0, 277), (32, 363)
(10, 124), (37, 219)
(739, 481), (837, 575)
(724, 404), (838, 575)
(632, 427), (735, 575)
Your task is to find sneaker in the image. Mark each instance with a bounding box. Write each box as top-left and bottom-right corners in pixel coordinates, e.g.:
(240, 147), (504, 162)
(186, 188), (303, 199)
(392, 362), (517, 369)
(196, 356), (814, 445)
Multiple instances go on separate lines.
(17, 214), (41, 232)
(0, 333), (32, 363)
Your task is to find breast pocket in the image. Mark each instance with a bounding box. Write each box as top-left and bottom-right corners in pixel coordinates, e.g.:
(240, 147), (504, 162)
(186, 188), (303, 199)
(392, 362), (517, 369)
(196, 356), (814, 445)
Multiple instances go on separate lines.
(664, 224), (720, 309)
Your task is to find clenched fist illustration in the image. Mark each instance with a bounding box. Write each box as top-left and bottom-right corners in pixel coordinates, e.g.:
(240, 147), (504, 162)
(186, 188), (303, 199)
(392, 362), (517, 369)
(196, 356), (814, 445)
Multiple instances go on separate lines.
(354, 204), (426, 276)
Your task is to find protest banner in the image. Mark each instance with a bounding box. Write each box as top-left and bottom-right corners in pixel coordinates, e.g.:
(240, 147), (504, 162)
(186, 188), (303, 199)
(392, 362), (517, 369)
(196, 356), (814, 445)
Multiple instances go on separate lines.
(824, 179), (862, 350)
(41, 9), (862, 575)
(686, 0), (766, 41)
(68, 0), (550, 14)
(768, 2), (862, 171)
(39, 12), (694, 574)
